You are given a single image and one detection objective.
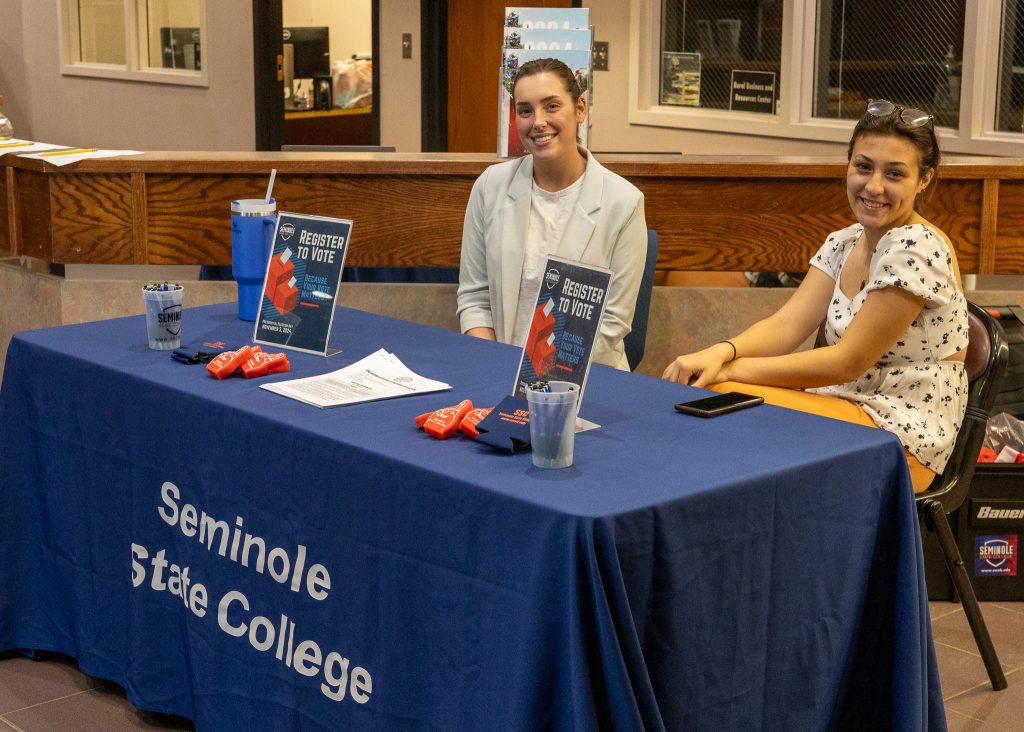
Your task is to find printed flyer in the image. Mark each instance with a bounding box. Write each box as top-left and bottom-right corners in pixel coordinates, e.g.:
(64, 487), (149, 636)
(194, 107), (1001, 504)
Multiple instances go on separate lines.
(512, 255), (611, 400)
(499, 47), (592, 157)
(254, 212), (352, 355)
(504, 7), (590, 30)
(661, 52), (701, 106)
(503, 27), (590, 52)
(498, 6), (591, 158)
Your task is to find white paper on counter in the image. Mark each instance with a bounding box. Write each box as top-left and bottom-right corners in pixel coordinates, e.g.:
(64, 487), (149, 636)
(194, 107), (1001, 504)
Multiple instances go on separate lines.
(19, 149), (144, 166)
(0, 139), (67, 156)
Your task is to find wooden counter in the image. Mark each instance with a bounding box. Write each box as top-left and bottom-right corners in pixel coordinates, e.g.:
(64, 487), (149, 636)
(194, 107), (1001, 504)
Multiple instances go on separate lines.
(3, 151), (1024, 273)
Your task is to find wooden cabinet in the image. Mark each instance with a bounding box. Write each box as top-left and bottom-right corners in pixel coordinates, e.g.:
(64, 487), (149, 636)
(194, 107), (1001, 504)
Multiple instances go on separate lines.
(283, 108), (373, 147)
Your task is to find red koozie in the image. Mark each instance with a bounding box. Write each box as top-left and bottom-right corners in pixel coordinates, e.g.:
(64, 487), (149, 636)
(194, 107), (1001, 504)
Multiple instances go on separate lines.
(241, 350), (271, 378)
(267, 353), (290, 374)
(242, 350), (291, 378)
(423, 400), (473, 439)
(459, 407), (493, 438)
(207, 345), (254, 379)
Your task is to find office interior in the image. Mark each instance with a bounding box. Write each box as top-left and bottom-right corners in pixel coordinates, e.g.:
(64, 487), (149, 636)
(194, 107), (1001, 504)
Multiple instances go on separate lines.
(1, 1), (1024, 729)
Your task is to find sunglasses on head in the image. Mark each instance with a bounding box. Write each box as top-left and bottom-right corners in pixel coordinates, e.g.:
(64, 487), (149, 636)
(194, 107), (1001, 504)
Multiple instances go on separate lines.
(866, 99), (934, 129)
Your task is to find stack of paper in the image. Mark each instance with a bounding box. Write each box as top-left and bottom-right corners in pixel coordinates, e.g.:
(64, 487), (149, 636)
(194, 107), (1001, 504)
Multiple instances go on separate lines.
(260, 348), (451, 408)
(498, 7), (591, 157)
(0, 139), (143, 163)
(0, 138), (65, 156)
(20, 148), (143, 166)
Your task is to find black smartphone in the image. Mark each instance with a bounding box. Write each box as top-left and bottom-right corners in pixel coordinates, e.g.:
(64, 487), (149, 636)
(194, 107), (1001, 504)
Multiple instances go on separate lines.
(674, 391), (764, 418)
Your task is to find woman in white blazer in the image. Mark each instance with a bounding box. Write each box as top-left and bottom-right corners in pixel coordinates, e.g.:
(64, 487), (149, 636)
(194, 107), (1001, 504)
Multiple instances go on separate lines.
(456, 58), (647, 371)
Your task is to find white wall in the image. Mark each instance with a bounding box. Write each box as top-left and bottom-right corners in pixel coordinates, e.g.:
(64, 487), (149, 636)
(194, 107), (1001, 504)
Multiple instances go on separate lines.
(0, 0), (29, 133)
(378, 0), (421, 151)
(284, 0), (373, 61)
(0, 0), (254, 150)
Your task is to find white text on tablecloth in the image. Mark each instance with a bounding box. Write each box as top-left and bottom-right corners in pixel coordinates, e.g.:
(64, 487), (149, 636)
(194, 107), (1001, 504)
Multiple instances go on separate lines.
(130, 480), (374, 705)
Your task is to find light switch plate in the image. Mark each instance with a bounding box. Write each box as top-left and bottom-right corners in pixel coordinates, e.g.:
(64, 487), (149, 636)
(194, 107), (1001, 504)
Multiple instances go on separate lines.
(592, 41), (609, 71)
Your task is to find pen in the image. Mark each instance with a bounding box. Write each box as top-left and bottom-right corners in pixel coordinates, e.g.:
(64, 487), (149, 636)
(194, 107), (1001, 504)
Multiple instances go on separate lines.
(0, 142), (32, 148)
(40, 147), (98, 157)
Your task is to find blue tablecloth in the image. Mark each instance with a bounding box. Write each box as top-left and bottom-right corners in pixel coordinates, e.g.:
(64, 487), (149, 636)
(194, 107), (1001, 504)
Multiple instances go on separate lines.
(0, 303), (945, 731)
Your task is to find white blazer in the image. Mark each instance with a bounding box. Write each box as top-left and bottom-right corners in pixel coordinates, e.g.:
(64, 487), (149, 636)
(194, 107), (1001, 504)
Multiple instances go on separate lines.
(457, 149), (647, 370)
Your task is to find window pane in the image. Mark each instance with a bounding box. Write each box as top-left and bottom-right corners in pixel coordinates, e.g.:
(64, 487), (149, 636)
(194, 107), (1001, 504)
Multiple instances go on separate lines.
(146, 0), (202, 70)
(660, 0), (783, 114)
(283, 0), (374, 120)
(813, 0), (965, 127)
(997, 1), (1024, 133)
(77, 0), (126, 65)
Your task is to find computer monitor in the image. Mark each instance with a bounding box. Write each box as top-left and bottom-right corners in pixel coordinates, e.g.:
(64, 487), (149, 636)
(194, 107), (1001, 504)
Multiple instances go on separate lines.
(283, 27), (330, 79)
(159, 27), (201, 70)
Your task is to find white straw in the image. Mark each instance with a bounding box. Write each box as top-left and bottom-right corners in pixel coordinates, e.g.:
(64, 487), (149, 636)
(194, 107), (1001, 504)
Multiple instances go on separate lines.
(265, 168), (277, 203)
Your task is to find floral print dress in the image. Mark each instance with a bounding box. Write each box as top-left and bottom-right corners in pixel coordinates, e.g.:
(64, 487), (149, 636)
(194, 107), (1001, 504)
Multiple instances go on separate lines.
(807, 223), (969, 472)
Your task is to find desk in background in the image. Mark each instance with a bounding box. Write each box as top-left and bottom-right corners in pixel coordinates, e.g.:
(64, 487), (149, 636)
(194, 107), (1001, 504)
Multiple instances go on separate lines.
(0, 304), (944, 730)
(283, 107), (373, 148)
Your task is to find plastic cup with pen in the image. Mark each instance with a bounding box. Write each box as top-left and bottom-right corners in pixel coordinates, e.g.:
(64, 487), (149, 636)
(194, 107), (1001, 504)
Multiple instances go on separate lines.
(142, 282), (184, 350)
(525, 380), (580, 469)
(232, 169), (278, 321)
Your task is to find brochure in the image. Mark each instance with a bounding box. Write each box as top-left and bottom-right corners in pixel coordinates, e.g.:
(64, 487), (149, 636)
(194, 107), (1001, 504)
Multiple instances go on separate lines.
(512, 255), (611, 400)
(503, 27), (590, 52)
(498, 47), (592, 157)
(498, 7), (591, 158)
(504, 7), (589, 30)
(260, 348), (451, 408)
(254, 212), (352, 356)
(661, 52), (701, 107)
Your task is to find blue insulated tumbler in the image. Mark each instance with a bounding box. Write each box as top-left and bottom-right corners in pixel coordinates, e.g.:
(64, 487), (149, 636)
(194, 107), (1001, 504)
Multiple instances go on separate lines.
(231, 198), (277, 321)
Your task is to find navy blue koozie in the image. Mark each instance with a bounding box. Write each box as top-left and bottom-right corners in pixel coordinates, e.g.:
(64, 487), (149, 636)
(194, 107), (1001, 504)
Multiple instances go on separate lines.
(474, 395), (531, 452)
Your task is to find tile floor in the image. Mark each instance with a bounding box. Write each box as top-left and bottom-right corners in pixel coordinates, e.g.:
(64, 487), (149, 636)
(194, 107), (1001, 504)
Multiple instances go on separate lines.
(0, 602), (1021, 730)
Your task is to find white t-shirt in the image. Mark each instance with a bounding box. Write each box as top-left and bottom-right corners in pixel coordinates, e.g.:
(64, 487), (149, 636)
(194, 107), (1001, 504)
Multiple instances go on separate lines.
(509, 176), (585, 348)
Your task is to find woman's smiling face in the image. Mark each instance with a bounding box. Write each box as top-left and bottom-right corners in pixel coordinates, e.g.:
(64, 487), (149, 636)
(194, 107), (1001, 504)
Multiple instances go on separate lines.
(846, 133), (933, 235)
(513, 71), (585, 165)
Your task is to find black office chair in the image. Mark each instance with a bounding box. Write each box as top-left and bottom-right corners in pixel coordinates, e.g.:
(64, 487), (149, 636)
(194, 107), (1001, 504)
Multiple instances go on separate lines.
(917, 301), (1009, 691)
(624, 229), (659, 371)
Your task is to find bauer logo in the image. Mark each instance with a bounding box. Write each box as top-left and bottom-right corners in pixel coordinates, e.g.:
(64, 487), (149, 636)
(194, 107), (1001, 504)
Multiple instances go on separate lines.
(974, 535), (1017, 577)
(970, 499), (1024, 525)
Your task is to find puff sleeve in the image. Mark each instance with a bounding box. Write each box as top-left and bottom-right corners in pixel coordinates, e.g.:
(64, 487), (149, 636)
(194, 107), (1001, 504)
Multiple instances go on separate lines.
(865, 226), (959, 306)
(808, 227), (855, 281)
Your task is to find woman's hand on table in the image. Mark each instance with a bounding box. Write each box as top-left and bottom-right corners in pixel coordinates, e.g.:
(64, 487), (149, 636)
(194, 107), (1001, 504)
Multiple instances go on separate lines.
(662, 344), (733, 387)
